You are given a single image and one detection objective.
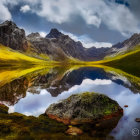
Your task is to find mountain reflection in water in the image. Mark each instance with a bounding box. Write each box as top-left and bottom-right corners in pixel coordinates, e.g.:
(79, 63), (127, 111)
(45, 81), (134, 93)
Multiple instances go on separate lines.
(0, 66), (140, 140)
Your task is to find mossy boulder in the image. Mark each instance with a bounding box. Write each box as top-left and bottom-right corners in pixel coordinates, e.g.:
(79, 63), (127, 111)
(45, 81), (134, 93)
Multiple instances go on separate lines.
(46, 92), (123, 125)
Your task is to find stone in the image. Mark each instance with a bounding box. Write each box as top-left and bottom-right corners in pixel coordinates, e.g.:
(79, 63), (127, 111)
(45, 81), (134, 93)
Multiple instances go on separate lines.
(65, 126), (83, 135)
(135, 118), (140, 122)
(46, 92), (123, 125)
(124, 105), (128, 108)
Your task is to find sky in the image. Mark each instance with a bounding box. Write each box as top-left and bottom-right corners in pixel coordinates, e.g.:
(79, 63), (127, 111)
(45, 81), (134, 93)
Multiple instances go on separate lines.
(0, 0), (140, 48)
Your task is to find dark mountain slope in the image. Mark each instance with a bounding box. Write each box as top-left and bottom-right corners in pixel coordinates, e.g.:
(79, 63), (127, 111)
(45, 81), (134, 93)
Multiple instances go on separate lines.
(27, 32), (69, 61)
(0, 21), (110, 61)
(106, 33), (140, 57)
(1, 20), (140, 62)
(0, 20), (28, 51)
(46, 28), (63, 38)
(45, 29), (110, 61)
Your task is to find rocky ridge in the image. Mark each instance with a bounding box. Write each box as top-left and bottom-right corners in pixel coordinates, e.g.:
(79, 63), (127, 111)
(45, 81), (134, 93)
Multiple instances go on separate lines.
(0, 20), (140, 61)
(0, 20), (28, 51)
(107, 33), (140, 57)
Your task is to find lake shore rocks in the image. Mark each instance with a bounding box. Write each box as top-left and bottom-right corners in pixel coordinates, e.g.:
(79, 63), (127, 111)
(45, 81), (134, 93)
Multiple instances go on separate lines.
(46, 92), (123, 125)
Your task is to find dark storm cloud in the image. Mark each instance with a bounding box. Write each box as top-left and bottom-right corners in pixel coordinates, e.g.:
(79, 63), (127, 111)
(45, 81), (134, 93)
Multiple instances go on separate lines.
(126, 0), (140, 18)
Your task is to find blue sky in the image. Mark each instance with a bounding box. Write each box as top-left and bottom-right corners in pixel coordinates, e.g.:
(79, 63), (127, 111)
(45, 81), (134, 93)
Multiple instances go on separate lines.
(0, 0), (140, 48)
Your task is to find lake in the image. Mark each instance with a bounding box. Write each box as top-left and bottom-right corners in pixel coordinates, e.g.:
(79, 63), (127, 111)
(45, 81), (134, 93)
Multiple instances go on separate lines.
(0, 66), (140, 140)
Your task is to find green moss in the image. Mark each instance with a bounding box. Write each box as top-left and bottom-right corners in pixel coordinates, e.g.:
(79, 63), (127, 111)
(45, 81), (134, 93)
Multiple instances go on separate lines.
(80, 92), (95, 104)
(104, 110), (112, 115)
(0, 108), (69, 139)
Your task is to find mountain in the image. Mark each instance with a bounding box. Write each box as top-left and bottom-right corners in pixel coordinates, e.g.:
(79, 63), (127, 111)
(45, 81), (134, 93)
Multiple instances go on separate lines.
(0, 20), (112, 62)
(46, 29), (110, 61)
(0, 20), (28, 51)
(27, 27), (140, 62)
(0, 20), (140, 63)
(27, 31), (69, 61)
(97, 33), (140, 76)
(85, 47), (109, 61)
(27, 28), (110, 61)
(46, 28), (63, 38)
(106, 33), (140, 58)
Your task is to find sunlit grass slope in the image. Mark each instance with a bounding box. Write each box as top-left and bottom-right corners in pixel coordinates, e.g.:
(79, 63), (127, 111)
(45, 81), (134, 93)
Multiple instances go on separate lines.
(66, 45), (140, 66)
(0, 44), (55, 66)
(80, 45), (140, 77)
(103, 49), (140, 77)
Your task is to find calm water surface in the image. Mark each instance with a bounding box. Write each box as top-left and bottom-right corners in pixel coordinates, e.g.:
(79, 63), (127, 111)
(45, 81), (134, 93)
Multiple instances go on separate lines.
(0, 66), (140, 140)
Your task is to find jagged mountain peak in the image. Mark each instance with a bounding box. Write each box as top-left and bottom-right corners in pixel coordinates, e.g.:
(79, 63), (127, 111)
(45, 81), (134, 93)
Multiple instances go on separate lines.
(115, 33), (140, 49)
(2, 20), (140, 61)
(0, 20), (27, 51)
(130, 33), (140, 38)
(106, 33), (140, 57)
(0, 20), (17, 27)
(0, 20), (24, 34)
(46, 28), (63, 38)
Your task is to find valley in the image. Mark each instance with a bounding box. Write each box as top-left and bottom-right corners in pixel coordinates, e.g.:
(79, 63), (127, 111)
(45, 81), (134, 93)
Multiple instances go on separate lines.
(0, 20), (140, 140)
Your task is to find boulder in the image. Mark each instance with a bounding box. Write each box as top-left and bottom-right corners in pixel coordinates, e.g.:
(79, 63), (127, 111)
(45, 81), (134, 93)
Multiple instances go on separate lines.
(65, 126), (83, 135)
(46, 92), (123, 125)
(135, 118), (140, 122)
(124, 105), (128, 108)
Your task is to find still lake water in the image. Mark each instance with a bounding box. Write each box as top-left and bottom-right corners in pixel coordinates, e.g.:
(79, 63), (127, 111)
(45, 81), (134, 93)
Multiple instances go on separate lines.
(0, 66), (140, 140)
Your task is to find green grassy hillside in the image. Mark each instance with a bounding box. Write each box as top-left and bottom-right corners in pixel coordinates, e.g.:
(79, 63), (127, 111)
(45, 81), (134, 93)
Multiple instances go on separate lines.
(103, 49), (140, 77)
(0, 44), (56, 67)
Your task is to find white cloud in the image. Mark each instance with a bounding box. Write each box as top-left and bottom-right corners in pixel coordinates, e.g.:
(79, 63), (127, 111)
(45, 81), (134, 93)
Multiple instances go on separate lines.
(20, 5), (31, 13)
(27, 0), (139, 36)
(62, 31), (112, 48)
(80, 8), (101, 28)
(39, 31), (47, 37)
(1, 0), (140, 36)
(0, 1), (12, 22)
(36, 0), (73, 24)
(99, 2), (140, 35)
(83, 42), (112, 48)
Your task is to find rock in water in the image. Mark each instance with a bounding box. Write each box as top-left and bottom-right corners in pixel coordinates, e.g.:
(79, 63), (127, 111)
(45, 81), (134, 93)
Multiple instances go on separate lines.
(46, 92), (123, 125)
(135, 118), (140, 122)
(124, 105), (128, 108)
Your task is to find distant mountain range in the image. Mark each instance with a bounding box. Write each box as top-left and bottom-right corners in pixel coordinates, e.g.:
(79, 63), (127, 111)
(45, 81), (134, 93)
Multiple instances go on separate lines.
(0, 20), (140, 62)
